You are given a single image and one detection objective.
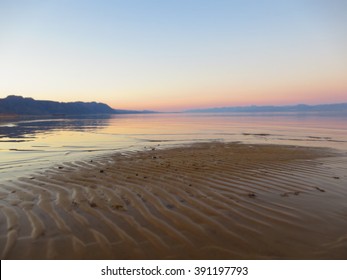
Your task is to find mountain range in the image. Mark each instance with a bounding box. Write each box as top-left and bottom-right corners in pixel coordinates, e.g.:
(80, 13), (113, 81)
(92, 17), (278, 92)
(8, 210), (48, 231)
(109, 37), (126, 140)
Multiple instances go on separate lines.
(1, 95), (347, 116)
(0, 95), (155, 115)
(185, 103), (347, 114)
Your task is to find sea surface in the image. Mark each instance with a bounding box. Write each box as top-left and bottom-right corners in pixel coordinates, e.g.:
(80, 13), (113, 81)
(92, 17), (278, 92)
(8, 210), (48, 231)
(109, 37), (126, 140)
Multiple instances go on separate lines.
(1, 112), (347, 182)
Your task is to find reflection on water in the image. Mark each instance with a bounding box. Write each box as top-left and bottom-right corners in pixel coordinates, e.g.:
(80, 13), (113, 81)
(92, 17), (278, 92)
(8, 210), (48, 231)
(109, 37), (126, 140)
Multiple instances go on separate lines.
(0, 115), (111, 140)
(1, 113), (347, 181)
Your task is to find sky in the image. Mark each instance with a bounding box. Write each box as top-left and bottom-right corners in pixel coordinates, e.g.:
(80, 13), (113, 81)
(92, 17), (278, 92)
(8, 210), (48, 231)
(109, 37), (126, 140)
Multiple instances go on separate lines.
(0, 0), (346, 111)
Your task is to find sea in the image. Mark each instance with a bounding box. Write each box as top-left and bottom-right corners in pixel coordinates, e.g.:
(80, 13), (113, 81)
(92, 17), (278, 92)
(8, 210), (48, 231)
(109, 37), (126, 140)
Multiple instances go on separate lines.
(1, 112), (347, 182)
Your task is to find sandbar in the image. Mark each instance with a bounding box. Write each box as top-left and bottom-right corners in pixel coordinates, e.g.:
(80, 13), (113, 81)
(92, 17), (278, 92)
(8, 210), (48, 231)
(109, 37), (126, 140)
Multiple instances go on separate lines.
(0, 142), (346, 259)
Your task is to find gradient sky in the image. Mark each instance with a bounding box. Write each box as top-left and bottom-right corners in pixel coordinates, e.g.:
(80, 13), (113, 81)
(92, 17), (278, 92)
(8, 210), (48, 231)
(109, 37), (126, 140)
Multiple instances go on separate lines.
(0, 0), (346, 111)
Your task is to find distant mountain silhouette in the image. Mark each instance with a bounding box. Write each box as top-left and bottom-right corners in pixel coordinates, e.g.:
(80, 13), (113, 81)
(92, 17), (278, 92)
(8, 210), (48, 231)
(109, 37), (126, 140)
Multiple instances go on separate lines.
(0, 95), (155, 115)
(185, 103), (347, 114)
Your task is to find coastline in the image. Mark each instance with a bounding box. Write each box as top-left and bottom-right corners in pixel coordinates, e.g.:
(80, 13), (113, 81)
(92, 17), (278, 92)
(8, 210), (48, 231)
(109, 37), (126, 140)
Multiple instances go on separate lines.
(1, 142), (347, 259)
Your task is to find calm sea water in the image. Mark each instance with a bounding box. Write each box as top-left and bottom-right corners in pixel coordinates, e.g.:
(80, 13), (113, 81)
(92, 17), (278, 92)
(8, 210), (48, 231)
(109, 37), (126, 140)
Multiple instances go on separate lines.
(1, 113), (347, 182)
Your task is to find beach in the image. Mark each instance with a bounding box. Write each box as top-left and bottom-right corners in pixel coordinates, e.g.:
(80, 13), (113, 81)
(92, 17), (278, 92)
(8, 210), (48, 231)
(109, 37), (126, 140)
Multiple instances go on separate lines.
(1, 141), (346, 259)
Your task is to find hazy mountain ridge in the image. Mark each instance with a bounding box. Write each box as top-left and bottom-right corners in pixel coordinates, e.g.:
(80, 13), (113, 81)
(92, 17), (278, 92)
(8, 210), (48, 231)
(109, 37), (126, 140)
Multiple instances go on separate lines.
(0, 95), (154, 115)
(185, 103), (347, 114)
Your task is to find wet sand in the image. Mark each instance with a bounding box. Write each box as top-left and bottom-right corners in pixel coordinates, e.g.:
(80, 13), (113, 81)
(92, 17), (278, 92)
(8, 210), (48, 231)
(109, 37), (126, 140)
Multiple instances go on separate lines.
(0, 142), (347, 259)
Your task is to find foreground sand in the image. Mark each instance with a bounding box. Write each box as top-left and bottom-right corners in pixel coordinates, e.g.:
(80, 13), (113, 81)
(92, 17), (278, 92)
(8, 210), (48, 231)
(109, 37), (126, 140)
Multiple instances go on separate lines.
(1, 142), (347, 259)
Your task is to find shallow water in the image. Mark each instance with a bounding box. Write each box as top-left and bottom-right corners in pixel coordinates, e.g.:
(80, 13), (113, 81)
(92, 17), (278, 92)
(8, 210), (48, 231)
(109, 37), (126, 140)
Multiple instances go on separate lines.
(1, 112), (347, 181)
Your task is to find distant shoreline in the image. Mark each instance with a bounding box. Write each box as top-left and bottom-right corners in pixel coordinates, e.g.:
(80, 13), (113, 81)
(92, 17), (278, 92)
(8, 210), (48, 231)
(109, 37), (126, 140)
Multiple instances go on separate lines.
(185, 103), (347, 114)
(0, 95), (158, 116)
(2, 95), (347, 115)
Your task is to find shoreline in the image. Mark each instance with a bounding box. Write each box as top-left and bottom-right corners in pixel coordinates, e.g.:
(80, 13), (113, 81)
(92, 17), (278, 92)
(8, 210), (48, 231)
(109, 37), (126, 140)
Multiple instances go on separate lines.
(1, 142), (347, 259)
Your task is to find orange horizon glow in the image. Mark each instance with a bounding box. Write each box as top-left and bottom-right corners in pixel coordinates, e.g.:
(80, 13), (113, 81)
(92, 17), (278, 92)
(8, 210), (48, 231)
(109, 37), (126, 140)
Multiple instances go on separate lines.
(107, 86), (347, 112)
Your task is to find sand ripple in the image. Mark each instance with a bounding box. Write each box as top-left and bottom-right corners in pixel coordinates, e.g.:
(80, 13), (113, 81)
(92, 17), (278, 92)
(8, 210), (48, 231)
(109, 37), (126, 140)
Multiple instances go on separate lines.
(1, 142), (347, 259)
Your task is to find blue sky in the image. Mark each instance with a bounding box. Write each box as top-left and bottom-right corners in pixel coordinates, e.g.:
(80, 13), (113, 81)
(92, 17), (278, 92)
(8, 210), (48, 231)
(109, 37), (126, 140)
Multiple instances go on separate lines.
(0, 0), (346, 110)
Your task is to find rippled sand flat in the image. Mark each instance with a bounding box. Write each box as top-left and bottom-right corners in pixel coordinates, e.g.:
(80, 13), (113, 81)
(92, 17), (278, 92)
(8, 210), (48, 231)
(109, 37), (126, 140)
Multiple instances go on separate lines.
(0, 142), (346, 259)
